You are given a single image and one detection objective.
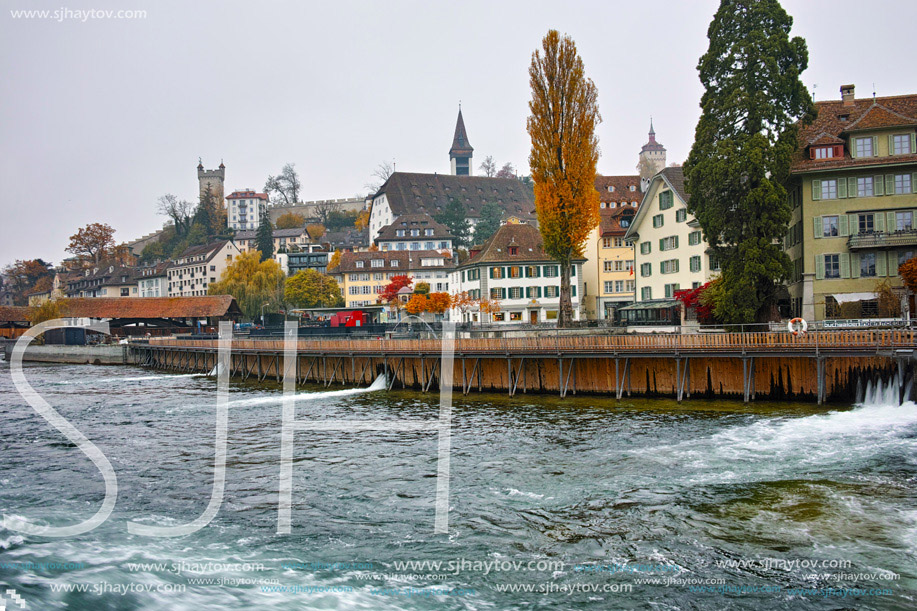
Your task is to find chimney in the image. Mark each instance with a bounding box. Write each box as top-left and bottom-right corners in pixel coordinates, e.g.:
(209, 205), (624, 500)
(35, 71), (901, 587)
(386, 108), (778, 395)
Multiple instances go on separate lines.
(840, 84), (855, 106)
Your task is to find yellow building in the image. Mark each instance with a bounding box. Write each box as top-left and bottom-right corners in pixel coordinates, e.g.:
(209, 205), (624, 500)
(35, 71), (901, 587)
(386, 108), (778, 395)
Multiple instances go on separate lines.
(786, 84), (917, 321)
(583, 176), (641, 320)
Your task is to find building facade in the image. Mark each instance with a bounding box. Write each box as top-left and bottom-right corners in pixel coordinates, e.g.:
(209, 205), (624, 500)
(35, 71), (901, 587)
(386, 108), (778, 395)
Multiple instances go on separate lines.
(786, 84), (917, 321)
(234, 227), (313, 254)
(583, 175), (641, 320)
(167, 241), (241, 297)
(226, 189), (269, 230)
(66, 265), (139, 298)
(375, 213), (454, 254)
(450, 222), (584, 324)
(625, 167), (718, 303)
(137, 263), (169, 297)
(331, 250), (454, 309)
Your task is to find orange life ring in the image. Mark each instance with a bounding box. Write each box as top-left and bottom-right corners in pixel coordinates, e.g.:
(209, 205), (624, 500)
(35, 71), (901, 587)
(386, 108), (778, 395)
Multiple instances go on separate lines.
(788, 317), (808, 336)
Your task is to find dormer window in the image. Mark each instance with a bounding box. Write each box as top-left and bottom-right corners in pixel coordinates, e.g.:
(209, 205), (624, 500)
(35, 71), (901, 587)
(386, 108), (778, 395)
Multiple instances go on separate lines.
(508, 246), (518, 256)
(811, 145), (842, 160)
(629, 185), (636, 192)
(607, 185), (614, 192)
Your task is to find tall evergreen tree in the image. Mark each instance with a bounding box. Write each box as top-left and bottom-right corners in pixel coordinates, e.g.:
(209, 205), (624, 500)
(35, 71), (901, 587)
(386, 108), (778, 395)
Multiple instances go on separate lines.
(684, 0), (815, 323)
(434, 197), (471, 247)
(472, 201), (503, 245)
(255, 213), (275, 262)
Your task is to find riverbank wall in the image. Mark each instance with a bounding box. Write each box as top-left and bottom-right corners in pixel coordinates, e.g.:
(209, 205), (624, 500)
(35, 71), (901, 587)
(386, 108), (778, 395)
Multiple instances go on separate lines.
(2, 342), (127, 365)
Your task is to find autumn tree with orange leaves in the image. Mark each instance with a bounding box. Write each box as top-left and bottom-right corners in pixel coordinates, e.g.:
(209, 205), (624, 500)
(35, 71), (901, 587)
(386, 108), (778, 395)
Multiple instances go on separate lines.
(527, 30), (601, 327)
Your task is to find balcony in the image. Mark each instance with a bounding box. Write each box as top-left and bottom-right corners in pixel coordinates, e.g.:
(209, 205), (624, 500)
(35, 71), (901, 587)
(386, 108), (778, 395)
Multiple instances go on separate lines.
(847, 229), (917, 250)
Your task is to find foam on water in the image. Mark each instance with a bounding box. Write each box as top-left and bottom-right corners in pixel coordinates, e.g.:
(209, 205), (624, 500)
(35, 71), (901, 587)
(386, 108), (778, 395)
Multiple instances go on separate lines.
(227, 374), (387, 407)
(637, 374), (917, 483)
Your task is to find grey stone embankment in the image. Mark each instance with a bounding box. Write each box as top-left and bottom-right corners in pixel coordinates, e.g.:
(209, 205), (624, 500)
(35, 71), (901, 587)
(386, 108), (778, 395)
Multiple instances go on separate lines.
(1, 341), (126, 365)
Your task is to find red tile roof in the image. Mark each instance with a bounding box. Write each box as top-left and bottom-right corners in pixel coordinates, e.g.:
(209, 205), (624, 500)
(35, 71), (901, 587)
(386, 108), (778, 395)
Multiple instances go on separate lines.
(335, 250), (454, 274)
(63, 296), (241, 319)
(595, 175), (642, 206)
(0, 306), (31, 323)
(599, 206), (638, 237)
(793, 92), (917, 172)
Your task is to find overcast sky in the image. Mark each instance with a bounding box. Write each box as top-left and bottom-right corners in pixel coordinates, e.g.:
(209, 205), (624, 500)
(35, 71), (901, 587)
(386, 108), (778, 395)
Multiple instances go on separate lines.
(1, 0), (914, 266)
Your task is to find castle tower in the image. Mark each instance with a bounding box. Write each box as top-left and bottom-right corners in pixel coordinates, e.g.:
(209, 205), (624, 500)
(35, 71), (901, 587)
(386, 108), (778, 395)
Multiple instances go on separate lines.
(638, 119), (666, 180)
(197, 159), (226, 206)
(449, 108), (473, 176)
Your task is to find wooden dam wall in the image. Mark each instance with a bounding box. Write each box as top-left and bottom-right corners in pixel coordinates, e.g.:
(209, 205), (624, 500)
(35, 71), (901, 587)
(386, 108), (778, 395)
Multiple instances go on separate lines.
(130, 340), (914, 403)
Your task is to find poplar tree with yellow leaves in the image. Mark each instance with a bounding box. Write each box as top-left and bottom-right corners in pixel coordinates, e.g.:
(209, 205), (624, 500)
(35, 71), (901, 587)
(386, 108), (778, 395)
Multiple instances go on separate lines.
(527, 30), (601, 327)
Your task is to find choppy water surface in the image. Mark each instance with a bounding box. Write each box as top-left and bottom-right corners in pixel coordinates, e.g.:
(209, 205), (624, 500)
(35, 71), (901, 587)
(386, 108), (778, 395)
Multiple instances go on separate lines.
(1, 361), (915, 610)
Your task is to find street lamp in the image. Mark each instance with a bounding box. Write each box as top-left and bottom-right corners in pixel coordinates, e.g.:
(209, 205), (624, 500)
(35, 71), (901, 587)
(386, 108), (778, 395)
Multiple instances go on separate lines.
(261, 302), (270, 326)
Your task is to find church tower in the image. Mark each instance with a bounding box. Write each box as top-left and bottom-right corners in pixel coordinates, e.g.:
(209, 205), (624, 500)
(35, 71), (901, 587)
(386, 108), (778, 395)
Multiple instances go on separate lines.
(197, 159), (226, 206)
(449, 108), (473, 176)
(638, 119), (666, 179)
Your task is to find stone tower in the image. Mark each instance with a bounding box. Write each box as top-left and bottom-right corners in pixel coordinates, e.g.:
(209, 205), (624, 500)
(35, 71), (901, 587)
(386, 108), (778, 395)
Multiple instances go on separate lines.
(197, 159), (226, 206)
(639, 119), (667, 177)
(449, 108), (473, 176)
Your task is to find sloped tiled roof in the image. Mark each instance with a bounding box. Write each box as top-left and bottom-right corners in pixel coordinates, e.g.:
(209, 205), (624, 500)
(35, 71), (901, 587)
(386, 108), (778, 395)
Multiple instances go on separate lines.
(335, 250), (454, 274)
(449, 109), (473, 156)
(793, 92), (917, 172)
(0, 306), (31, 323)
(376, 213), (453, 241)
(599, 206), (638, 237)
(176, 241), (230, 261)
(64, 296), (241, 319)
(595, 175), (642, 206)
(376, 172), (536, 221)
(463, 222), (568, 266)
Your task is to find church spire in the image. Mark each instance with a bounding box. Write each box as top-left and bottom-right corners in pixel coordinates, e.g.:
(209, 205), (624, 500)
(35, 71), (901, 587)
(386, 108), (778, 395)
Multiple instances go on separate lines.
(449, 106), (473, 176)
(648, 117), (656, 142)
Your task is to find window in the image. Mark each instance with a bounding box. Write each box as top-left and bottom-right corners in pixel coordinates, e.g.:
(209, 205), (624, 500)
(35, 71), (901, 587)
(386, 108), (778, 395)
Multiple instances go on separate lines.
(860, 252), (876, 277)
(491, 267), (503, 279)
(899, 250), (915, 266)
(630, 185), (636, 192)
(509, 266), (521, 278)
(355, 261), (364, 268)
(411, 243), (420, 250)
(855, 137), (874, 158)
(603, 261), (613, 273)
(544, 266), (559, 278)
(894, 174), (912, 194)
(371, 259), (384, 268)
(509, 287), (523, 299)
(614, 280), (624, 293)
(508, 247), (518, 256)
(411, 229), (420, 236)
(545, 286), (559, 298)
(439, 241), (449, 249)
(396, 229), (405, 237)
(602, 237), (612, 248)
(640, 241), (651, 254)
(659, 191), (674, 210)
(390, 260), (399, 267)
(688, 231), (701, 246)
(892, 134), (912, 155)
(524, 266), (540, 278)
(424, 228), (434, 236)
(660, 259), (679, 274)
(823, 215), (839, 237)
(897, 211), (914, 231)
(709, 255), (721, 271)
(490, 288), (502, 300)
(396, 243), (406, 250)
(604, 281), (614, 293)
(857, 176), (874, 197)
(821, 179), (838, 199)
(664, 283), (680, 298)
(690, 255), (701, 272)
(812, 146), (838, 159)
(620, 218), (631, 228)
(858, 213), (874, 234)
(626, 280), (635, 292)
(652, 214), (664, 228)
(425, 242), (434, 250)
(660, 236), (679, 251)
(640, 263), (652, 277)
(824, 254), (840, 279)
(676, 209), (687, 222)
(614, 260), (624, 272)
(641, 287), (652, 300)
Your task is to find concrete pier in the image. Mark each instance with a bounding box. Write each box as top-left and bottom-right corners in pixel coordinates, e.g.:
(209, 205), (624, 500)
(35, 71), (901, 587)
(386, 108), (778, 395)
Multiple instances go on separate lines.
(2, 342), (126, 365)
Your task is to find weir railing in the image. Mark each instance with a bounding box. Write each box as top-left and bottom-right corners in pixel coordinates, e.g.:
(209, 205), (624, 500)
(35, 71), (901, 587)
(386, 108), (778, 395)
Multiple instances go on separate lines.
(140, 329), (917, 357)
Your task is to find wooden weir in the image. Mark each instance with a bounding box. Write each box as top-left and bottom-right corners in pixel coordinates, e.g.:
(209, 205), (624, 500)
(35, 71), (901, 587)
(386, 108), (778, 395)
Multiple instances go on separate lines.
(128, 330), (917, 404)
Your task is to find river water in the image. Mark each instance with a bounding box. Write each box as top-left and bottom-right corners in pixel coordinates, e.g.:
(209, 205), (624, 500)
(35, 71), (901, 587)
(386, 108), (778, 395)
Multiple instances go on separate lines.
(1, 360), (915, 610)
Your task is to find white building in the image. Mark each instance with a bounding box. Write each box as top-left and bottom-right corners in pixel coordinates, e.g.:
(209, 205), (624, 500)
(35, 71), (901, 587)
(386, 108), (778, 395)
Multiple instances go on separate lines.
(167, 240), (242, 297)
(624, 167), (719, 303)
(137, 262), (169, 297)
(227, 189), (269, 231)
(375, 213), (454, 254)
(450, 222), (584, 324)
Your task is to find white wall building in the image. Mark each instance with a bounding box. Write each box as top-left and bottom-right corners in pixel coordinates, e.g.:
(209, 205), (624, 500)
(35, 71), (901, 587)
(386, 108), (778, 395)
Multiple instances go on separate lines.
(167, 240), (242, 297)
(624, 167), (719, 302)
(227, 189), (269, 231)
